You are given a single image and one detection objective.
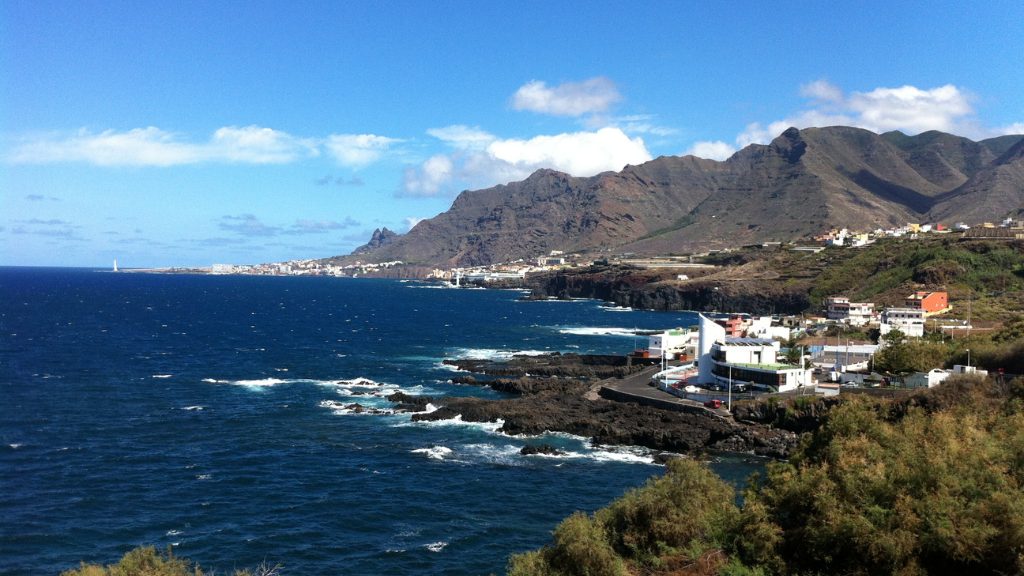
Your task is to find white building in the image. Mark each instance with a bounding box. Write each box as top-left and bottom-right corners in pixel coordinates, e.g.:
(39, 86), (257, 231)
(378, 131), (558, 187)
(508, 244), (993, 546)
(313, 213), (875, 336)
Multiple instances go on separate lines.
(826, 297), (875, 326)
(537, 256), (565, 266)
(212, 263), (235, 274)
(907, 369), (953, 389)
(746, 316), (791, 341)
(648, 329), (694, 358)
(696, 315), (811, 393)
(953, 365), (989, 377)
(880, 307), (926, 338)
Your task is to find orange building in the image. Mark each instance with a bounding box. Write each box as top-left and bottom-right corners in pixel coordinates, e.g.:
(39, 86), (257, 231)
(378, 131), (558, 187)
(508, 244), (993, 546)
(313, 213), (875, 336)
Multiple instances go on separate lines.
(905, 292), (948, 314)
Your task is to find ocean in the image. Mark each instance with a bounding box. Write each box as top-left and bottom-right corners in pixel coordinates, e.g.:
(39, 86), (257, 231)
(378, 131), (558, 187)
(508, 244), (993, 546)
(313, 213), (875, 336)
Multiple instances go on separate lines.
(0, 268), (765, 575)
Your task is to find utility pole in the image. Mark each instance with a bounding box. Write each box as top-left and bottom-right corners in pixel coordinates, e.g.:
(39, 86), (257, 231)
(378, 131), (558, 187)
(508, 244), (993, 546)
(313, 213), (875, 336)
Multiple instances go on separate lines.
(728, 364), (732, 411)
(967, 291), (972, 340)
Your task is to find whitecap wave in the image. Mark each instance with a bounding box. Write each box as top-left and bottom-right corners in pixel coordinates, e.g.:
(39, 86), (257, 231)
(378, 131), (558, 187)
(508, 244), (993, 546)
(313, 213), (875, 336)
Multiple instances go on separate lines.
(166, 529), (182, 536)
(318, 400), (397, 416)
(402, 414), (505, 433)
(556, 327), (643, 337)
(584, 444), (657, 464)
(152, 374), (172, 378)
(182, 406), (204, 411)
(424, 541), (448, 552)
(231, 378), (289, 388)
(436, 362), (470, 372)
(411, 446), (452, 460)
(448, 348), (551, 361)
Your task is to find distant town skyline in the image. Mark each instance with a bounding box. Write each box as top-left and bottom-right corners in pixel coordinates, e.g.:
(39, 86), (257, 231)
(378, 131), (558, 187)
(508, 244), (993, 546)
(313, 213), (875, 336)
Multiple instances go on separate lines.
(3, 0), (1023, 267)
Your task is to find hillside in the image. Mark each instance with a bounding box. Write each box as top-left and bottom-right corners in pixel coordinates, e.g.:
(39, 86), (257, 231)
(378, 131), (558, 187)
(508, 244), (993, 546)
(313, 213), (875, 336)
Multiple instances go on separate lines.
(524, 236), (1024, 321)
(333, 126), (1023, 268)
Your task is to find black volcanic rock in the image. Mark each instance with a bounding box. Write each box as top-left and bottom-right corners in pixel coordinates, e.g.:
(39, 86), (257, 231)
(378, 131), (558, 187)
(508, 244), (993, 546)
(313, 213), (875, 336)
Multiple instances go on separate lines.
(520, 444), (565, 456)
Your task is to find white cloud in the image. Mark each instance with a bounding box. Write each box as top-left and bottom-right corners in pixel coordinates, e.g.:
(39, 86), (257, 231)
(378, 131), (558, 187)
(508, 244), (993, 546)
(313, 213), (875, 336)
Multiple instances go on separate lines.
(511, 77), (623, 117)
(799, 79), (845, 103)
(218, 214), (280, 237)
(8, 126), (319, 166)
(683, 141), (737, 161)
(286, 217), (361, 234)
(736, 110), (854, 148)
(846, 84), (974, 133)
(8, 126), (405, 167)
(595, 114), (678, 136)
(402, 154), (455, 197)
(209, 126), (319, 163)
(701, 80), (1021, 152)
(487, 128), (650, 176)
(324, 134), (401, 166)
(999, 122), (1024, 136)
(425, 125), (496, 149)
(405, 216), (426, 231)
(402, 127), (652, 197)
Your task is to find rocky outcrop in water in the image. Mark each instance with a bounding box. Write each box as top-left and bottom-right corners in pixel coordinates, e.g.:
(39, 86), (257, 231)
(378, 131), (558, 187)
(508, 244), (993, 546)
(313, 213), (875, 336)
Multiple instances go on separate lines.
(520, 444), (566, 456)
(386, 391), (435, 413)
(402, 353), (808, 457)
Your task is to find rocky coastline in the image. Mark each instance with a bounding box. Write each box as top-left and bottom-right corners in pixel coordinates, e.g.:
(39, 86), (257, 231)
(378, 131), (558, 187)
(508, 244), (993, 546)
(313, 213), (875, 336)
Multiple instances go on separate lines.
(522, 267), (811, 314)
(386, 353), (806, 459)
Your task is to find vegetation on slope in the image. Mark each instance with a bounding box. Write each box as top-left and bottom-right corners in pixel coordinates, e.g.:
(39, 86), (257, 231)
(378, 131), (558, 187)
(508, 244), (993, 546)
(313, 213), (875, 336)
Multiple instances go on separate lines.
(806, 238), (1024, 308)
(62, 546), (278, 576)
(856, 316), (1024, 375)
(508, 373), (1024, 576)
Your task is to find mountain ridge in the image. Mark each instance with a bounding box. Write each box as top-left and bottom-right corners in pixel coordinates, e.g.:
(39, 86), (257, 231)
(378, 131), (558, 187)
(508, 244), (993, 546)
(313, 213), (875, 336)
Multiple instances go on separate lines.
(331, 126), (1024, 267)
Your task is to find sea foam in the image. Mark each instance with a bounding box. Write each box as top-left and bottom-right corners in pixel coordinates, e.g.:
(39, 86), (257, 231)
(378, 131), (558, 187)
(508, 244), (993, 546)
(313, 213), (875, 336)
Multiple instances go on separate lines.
(555, 327), (643, 337)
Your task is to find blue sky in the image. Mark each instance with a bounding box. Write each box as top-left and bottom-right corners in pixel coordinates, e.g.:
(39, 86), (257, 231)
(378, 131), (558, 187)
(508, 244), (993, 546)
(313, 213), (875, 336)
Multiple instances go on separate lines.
(2, 0), (1022, 267)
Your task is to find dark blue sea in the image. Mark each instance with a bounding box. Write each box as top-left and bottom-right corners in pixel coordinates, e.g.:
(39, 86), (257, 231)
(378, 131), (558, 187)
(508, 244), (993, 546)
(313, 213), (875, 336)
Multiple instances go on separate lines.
(0, 268), (765, 575)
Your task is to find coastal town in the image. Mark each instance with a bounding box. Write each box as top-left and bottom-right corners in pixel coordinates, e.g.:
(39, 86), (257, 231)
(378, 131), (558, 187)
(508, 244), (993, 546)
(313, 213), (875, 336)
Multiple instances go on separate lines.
(137, 218), (1017, 408)
(630, 287), (985, 410)
(171, 216), (1023, 280)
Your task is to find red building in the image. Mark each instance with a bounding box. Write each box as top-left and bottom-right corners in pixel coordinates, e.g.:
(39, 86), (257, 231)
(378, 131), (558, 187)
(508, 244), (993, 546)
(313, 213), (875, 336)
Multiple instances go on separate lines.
(716, 315), (750, 338)
(905, 292), (948, 314)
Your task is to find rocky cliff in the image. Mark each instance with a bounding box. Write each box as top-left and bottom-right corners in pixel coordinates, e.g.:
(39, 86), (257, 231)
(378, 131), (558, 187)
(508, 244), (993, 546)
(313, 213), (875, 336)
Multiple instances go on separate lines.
(336, 127), (1023, 267)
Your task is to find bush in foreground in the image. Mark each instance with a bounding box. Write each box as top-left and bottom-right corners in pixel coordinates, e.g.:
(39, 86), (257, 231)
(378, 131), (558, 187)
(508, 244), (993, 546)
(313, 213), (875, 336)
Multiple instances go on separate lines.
(510, 375), (1024, 576)
(62, 546), (279, 576)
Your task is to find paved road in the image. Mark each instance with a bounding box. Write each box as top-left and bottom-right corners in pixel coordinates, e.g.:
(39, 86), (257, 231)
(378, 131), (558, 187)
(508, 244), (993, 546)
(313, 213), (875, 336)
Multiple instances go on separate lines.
(594, 364), (733, 419)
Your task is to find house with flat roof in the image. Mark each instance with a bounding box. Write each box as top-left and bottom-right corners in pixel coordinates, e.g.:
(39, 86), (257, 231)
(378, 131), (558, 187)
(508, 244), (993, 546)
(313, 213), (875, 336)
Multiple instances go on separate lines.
(696, 315), (812, 393)
(905, 292), (948, 315)
(881, 307), (925, 337)
(826, 297), (875, 326)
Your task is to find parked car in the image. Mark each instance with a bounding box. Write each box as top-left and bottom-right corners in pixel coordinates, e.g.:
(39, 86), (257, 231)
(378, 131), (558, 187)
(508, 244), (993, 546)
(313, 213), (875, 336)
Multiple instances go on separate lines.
(703, 399), (722, 409)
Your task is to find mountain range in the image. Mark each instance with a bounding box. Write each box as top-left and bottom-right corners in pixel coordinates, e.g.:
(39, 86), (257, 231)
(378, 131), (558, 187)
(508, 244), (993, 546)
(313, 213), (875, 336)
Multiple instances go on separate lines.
(334, 126), (1024, 268)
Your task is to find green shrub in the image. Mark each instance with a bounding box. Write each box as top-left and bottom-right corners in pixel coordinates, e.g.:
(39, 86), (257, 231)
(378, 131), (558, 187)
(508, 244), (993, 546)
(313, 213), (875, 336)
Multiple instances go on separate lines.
(62, 546), (278, 576)
(594, 458), (740, 564)
(745, 396), (1024, 575)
